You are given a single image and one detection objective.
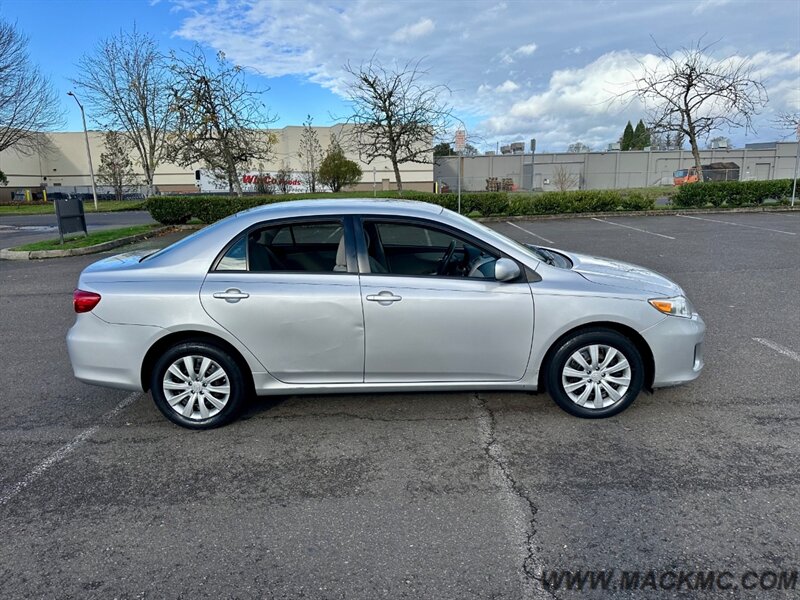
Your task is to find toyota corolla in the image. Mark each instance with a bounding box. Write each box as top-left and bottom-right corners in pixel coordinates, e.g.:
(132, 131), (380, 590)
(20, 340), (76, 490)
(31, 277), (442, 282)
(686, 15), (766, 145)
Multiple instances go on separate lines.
(67, 199), (705, 428)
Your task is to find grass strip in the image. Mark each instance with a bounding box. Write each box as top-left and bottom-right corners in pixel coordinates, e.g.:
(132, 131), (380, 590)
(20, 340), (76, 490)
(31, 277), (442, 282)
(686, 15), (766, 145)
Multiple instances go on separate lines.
(12, 224), (161, 251)
(0, 200), (145, 216)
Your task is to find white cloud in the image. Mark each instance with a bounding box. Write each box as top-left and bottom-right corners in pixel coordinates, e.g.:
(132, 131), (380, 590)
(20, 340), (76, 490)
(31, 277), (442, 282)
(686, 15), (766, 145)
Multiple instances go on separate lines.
(170, 0), (800, 151)
(495, 80), (520, 93)
(693, 0), (733, 15)
(390, 17), (435, 42)
(514, 43), (537, 56)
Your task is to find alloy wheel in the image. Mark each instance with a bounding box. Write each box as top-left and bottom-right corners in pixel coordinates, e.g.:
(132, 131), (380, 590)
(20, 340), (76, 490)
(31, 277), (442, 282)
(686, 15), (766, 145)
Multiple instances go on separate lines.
(561, 344), (632, 410)
(162, 355), (231, 420)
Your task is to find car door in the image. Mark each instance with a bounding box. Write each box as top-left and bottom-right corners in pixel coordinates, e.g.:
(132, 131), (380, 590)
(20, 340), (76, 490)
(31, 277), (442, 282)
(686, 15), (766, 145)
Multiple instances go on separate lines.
(200, 216), (365, 384)
(357, 217), (535, 383)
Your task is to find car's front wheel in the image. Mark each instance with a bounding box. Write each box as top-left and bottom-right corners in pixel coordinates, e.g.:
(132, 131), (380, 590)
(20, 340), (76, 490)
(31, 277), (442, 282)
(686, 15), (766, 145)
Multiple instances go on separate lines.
(150, 341), (246, 429)
(546, 329), (644, 418)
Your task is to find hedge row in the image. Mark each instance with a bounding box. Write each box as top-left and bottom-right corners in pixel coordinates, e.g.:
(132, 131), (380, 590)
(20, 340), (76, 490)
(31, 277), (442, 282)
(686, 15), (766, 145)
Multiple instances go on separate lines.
(146, 189), (656, 225)
(673, 179), (796, 208)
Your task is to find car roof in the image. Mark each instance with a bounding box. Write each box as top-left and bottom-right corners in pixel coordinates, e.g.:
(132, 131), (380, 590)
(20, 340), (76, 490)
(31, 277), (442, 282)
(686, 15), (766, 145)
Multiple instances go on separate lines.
(236, 197), (444, 219)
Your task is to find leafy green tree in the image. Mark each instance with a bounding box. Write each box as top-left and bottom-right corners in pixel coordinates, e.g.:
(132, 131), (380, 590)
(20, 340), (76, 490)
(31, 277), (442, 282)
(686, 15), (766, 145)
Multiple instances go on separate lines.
(0, 170), (7, 186)
(433, 142), (453, 157)
(632, 119), (650, 149)
(435, 141), (478, 157)
(318, 137), (362, 192)
(620, 121), (634, 150)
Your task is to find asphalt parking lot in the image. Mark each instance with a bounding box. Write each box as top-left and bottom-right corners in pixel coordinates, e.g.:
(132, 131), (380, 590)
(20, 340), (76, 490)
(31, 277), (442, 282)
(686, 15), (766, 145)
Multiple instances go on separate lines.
(1, 211), (798, 599)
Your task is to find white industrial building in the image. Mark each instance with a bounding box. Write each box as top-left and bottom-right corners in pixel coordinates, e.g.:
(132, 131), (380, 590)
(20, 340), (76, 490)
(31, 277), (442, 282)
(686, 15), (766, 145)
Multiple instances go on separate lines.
(0, 125), (434, 201)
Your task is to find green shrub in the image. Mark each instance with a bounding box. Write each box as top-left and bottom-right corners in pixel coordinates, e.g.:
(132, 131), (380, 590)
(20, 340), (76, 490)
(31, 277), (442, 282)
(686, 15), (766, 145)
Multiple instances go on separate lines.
(619, 191), (656, 211)
(146, 187), (662, 225)
(673, 179), (796, 208)
(145, 197), (193, 224)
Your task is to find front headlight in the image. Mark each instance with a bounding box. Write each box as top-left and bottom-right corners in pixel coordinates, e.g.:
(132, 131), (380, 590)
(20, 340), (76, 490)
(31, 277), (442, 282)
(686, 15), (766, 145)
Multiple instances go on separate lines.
(648, 295), (693, 318)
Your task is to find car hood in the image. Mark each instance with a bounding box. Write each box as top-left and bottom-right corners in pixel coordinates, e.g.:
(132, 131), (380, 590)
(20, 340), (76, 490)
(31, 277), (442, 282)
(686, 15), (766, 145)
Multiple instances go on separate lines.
(555, 249), (683, 296)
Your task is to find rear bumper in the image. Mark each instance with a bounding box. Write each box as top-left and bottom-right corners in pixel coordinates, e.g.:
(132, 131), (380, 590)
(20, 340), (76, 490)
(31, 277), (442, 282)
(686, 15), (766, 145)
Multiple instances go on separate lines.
(67, 313), (163, 391)
(641, 313), (706, 388)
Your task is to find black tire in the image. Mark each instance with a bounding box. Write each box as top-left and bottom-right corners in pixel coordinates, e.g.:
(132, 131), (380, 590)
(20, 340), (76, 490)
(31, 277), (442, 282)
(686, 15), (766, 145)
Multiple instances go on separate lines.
(150, 341), (247, 429)
(545, 329), (644, 419)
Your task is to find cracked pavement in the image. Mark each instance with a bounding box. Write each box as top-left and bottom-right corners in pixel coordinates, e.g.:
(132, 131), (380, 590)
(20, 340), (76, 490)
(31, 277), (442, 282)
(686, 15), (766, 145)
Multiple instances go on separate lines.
(1, 212), (799, 598)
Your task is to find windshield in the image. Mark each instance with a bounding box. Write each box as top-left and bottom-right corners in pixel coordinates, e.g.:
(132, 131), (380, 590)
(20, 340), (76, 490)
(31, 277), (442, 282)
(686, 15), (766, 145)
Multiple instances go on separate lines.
(442, 208), (549, 263)
(674, 169), (688, 177)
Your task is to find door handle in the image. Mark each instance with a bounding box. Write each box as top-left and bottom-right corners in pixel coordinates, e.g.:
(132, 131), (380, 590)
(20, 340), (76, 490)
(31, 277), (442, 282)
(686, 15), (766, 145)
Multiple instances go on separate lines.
(213, 288), (250, 303)
(366, 291), (402, 305)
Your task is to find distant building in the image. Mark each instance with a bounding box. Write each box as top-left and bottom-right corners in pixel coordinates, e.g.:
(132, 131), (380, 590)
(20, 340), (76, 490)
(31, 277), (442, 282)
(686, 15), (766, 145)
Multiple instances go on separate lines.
(435, 142), (800, 192)
(0, 125), (434, 201)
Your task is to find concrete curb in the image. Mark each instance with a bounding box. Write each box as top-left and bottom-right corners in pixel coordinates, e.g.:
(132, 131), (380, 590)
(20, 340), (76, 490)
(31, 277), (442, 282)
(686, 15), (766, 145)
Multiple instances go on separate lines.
(0, 226), (178, 260)
(476, 205), (799, 223)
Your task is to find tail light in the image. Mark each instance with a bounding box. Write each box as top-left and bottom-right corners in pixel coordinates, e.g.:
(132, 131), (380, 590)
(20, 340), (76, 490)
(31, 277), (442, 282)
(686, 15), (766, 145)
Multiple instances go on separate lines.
(73, 289), (101, 313)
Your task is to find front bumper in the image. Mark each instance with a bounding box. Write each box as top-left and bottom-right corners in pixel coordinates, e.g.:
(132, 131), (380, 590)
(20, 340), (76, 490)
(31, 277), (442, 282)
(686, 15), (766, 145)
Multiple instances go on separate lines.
(641, 312), (706, 388)
(67, 313), (163, 391)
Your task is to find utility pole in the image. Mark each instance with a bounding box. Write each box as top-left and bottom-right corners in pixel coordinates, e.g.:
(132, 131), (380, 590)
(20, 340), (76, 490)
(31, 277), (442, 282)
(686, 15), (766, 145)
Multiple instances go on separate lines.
(792, 126), (800, 207)
(67, 92), (99, 211)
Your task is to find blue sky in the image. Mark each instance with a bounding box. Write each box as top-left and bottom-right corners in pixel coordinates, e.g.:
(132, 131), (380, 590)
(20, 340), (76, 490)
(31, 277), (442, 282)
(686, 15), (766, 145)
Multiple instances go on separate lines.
(2, 0), (799, 152)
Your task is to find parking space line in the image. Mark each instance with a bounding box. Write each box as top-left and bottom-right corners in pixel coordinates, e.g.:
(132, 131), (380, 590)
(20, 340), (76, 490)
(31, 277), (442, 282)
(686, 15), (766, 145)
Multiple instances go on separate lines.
(0, 391), (141, 507)
(590, 218), (676, 240)
(505, 222), (554, 245)
(677, 214), (797, 235)
(752, 338), (800, 363)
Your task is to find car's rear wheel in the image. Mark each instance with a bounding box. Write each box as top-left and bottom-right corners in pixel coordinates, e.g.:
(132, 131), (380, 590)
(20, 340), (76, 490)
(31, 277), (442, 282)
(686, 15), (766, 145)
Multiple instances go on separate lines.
(150, 342), (246, 429)
(546, 329), (644, 418)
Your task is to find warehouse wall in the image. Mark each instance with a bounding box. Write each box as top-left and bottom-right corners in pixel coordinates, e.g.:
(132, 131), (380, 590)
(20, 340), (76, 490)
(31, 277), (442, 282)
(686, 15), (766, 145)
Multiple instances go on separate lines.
(434, 143), (799, 192)
(0, 125), (434, 195)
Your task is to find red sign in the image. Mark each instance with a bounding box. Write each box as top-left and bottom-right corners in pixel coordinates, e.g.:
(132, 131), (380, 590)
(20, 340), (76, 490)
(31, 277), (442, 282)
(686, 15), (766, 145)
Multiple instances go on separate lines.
(242, 174), (302, 186)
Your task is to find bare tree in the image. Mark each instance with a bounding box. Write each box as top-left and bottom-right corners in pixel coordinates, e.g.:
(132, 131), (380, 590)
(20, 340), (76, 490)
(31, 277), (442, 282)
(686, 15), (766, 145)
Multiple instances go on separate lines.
(552, 165), (579, 191)
(97, 130), (140, 201)
(773, 112), (800, 138)
(567, 142), (591, 153)
(622, 39), (767, 181)
(343, 57), (457, 192)
(297, 115), (323, 192)
(0, 18), (62, 154)
(72, 27), (173, 195)
(707, 135), (732, 149)
(276, 161), (294, 194)
(167, 48), (277, 196)
(254, 163), (275, 195)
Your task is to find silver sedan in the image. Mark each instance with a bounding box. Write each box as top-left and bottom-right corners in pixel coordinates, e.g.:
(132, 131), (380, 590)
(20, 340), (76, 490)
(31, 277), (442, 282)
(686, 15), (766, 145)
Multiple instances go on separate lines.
(67, 199), (705, 428)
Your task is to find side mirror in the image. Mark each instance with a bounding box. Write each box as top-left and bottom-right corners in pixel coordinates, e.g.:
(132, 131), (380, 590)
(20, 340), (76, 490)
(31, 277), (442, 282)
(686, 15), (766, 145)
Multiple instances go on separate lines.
(495, 258), (521, 282)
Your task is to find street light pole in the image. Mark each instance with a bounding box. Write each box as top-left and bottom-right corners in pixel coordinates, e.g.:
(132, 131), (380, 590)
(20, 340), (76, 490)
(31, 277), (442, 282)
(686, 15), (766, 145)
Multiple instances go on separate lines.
(792, 125), (800, 207)
(67, 91), (99, 211)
